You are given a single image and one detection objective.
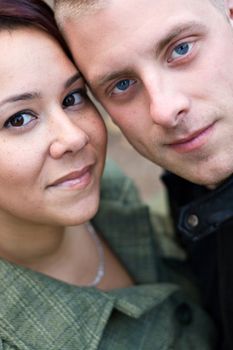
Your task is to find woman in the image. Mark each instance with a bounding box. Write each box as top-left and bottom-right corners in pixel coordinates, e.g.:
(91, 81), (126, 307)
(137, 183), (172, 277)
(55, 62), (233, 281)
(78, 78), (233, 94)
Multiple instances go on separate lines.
(0, 0), (216, 349)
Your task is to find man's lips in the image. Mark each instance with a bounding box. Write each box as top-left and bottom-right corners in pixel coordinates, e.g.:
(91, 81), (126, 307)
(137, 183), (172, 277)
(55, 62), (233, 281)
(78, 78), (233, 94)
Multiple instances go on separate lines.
(48, 165), (93, 188)
(167, 123), (215, 153)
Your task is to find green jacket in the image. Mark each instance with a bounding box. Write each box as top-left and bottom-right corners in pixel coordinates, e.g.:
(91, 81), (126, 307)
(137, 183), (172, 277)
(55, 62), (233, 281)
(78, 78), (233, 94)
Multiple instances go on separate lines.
(0, 160), (216, 349)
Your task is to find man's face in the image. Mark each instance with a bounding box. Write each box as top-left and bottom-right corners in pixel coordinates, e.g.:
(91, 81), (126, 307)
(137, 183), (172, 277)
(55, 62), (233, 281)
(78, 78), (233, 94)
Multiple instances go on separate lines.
(62, 0), (233, 187)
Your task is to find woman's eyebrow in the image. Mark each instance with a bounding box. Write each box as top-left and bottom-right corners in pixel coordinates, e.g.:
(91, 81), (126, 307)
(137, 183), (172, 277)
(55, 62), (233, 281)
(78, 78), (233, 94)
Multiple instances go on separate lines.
(0, 92), (41, 108)
(0, 73), (82, 108)
(64, 72), (82, 89)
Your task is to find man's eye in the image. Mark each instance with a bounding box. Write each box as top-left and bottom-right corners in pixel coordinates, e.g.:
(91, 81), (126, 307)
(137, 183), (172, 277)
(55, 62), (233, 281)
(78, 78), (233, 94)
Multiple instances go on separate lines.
(4, 112), (36, 129)
(170, 42), (194, 61)
(63, 89), (87, 107)
(112, 79), (136, 95)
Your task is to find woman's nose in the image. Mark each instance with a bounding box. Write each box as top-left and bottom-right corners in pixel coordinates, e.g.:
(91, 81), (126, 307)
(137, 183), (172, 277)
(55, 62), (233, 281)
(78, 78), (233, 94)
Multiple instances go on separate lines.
(49, 110), (89, 159)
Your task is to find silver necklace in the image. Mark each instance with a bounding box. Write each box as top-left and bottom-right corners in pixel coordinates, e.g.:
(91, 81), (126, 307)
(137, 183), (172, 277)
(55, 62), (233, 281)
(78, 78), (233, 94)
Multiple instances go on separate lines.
(86, 222), (105, 287)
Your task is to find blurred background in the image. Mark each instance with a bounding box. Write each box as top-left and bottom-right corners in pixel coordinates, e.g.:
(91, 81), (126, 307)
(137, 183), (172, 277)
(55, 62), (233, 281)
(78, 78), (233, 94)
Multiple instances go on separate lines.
(46, 0), (166, 212)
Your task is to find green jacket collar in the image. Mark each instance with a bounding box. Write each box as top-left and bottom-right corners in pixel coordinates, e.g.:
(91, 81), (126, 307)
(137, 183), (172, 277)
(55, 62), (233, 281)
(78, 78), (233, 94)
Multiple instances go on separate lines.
(0, 259), (178, 350)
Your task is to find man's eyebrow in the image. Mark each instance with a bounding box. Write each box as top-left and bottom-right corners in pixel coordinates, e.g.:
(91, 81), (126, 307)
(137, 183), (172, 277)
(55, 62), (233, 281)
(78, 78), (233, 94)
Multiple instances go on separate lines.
(64, 72), (82, 88)
(0, 92), (41, 108)
(91, 69), (135, 89)
(91, 21), (207, 89)
(155, 21), (208, 56)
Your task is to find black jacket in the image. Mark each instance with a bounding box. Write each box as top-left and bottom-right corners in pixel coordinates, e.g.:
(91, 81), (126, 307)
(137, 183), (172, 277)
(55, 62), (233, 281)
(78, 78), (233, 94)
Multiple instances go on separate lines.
(163, 172), (233, 350)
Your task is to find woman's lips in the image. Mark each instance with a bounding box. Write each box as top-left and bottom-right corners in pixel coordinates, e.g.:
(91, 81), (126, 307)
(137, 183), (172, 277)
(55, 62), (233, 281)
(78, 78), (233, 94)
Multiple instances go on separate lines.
(49, 165), (93, 190)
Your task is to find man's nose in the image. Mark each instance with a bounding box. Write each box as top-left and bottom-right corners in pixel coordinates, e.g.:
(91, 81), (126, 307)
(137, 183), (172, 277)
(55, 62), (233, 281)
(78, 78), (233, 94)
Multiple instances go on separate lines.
(49, 110), (89, 159)
(146, 76), (190, 128)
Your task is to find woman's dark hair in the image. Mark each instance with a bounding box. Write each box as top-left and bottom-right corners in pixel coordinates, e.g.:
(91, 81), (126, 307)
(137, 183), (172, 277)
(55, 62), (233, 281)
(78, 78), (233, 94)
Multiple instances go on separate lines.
(0, 0), (72, 59)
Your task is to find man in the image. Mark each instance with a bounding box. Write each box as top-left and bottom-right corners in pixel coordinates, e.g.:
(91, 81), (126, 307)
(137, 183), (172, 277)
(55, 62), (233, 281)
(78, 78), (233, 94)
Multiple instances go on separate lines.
(55, 0), (233, 348)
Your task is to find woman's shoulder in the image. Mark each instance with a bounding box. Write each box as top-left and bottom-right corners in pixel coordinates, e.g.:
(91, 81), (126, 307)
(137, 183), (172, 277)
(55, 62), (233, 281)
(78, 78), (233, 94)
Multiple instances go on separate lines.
(100, 158), (142, 205)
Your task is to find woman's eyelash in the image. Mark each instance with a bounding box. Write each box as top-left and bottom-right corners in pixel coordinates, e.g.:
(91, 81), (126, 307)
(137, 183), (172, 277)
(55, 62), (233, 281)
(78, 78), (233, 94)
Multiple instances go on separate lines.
(63, 88), (88, 107)
(4, 111), (36, 129)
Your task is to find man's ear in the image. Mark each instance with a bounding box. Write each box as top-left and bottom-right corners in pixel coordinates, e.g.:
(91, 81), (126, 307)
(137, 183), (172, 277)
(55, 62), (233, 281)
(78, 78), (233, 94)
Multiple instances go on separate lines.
(224, 0), (233, 22)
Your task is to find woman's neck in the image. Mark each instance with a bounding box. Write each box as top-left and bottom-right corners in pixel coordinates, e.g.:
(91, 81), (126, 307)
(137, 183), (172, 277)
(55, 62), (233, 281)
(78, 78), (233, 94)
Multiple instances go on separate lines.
(0, 214), (103, 286)
(0, 214), (135, 290)
(0, 215), (66, 268)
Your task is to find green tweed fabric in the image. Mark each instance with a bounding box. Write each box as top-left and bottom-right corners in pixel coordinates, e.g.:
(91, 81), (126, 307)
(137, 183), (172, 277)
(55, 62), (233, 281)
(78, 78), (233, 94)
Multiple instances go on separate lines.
(0, 160), (217, 349)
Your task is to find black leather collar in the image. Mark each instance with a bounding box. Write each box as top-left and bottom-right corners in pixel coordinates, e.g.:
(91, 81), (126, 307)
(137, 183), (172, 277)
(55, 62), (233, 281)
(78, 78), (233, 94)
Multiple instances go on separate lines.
(178, 175), (233, 241)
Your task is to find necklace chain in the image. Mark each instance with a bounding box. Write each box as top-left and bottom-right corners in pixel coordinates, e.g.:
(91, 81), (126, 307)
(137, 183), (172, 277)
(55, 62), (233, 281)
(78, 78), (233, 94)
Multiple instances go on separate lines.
(86, 222), (105, 287)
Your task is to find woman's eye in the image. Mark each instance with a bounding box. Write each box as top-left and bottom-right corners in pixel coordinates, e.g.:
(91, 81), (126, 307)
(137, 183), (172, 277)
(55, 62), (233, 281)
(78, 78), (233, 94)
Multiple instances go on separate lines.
(63, 89), (86, 107)
(4, 112), (36, 129)
(111, 79), (136, 95)
(170, 42), (194, 61)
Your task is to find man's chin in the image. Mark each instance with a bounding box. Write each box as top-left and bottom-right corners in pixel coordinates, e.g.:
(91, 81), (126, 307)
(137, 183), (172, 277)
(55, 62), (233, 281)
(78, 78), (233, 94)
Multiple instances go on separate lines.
(178, 168), (233, 189)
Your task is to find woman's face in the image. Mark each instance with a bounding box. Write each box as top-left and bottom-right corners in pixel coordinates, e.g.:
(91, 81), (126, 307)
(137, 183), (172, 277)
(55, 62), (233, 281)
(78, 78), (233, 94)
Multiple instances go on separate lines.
(0, 27), (107, 226)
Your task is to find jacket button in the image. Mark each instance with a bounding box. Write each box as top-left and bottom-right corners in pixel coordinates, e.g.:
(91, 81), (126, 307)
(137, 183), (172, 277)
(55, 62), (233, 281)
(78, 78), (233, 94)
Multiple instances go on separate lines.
(175, 302), (192, 325)
(187, 214), (199, 228)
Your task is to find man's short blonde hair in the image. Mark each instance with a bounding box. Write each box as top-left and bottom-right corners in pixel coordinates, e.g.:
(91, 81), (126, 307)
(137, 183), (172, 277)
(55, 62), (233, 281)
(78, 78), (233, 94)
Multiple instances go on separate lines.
(54, 0), (108, 24)
(54, 0), (226, 25)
